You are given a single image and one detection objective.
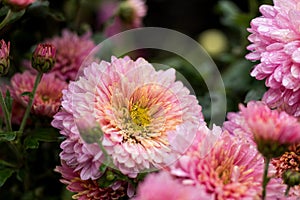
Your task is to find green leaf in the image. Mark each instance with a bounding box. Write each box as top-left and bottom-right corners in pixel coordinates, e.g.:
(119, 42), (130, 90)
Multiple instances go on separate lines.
(0, 160), (16, 168)
(0, 168), (14, 187)
(30, 127), (59, 142)
(21, 91), (32, 97)
(24, 137), (39, 149)
(0, 131), (16, 141)
(244, 87), (266, 103)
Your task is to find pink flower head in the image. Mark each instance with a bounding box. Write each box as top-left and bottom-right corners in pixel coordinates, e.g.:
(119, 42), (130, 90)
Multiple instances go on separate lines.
(133, 171), (213, 200)
(263, 87), (300, 118)
(32, 43), (56, 73)
(52, 56), (204, 179)
(55, 161), (127, 200)
(170, 126), (286, 199)
(45, 29), (95, 81)
(104, 0), (147, 36)
(240, 101), (300, 158)
(246, 0), (300, 117)
(5, 0), (35, 10)
(10, 71), (67, 117)
(0, 39), (10, 76)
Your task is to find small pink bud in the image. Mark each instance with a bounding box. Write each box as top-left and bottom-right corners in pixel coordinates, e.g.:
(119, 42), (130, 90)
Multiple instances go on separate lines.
(0, 39), (10, 76)
(32, 43), (56, 73)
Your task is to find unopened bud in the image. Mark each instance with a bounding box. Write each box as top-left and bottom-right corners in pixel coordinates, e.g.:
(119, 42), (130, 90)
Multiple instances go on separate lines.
(0, 39), (10, 76)
(32, 43), (56, 73)
(118, 1), (135, 24)
(283, 170), (300, 187)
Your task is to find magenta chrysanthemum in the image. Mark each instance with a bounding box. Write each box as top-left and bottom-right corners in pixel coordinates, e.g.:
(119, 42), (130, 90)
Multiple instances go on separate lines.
(45, 29), (95, 81)
(170, 125), (285, 199)
(239, 101), (300, 158)
(55, 161), (127, 200)
(246, 0), (300, 117)
(133, 171), (212, 200)
(52, 56), (204, 179)
(10, 71), (67, 117)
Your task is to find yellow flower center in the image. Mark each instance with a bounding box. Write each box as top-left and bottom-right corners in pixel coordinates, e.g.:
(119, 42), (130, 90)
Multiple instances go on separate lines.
(130, 104), (151, 126)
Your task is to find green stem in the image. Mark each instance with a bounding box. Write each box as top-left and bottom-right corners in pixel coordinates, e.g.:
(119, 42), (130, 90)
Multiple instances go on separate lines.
(0, 90), (12, 131)
(262, 157), (270, 200)
(18, 72), (43, 133)
(285, 185), (290, 197)
(0, 9), (13, 30)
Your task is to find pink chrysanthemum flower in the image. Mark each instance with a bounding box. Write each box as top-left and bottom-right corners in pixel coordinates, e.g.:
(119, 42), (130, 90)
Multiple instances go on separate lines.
(52, 56), (204, 179)
(240, 101), (300, 158)
(246, 0), (300, 117)
(10, 71), (67, 117)
(170, 125), (286, 199)
(55, 161), (128, 200)
(45, 30), (95, 81)
(133, 171), (213, 200)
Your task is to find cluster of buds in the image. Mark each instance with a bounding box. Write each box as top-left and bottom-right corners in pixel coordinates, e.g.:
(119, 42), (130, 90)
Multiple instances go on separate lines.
(0, 39), (10, 76)
(31, 43), (56, 73)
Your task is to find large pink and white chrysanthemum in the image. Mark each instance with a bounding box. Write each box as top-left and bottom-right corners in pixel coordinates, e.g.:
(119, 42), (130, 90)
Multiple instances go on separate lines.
(10, 71), (67, 117)
(52, 56), (204, 179)
(246, 0), (300, 117)
(170, 125), (286, 199)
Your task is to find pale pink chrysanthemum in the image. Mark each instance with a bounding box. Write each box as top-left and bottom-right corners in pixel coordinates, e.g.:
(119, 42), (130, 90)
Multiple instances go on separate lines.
(55, 161), (128, 200)
(170, 126), (286, 199)
(10, 71), (67, 117)
(133, 171), (213, 200)
(45, 30), (95, 81)
(246, 0), (300, 117)
(104, 0), (147, 37)
(52, 56), (204, 179)
(239, 101), (300, 158)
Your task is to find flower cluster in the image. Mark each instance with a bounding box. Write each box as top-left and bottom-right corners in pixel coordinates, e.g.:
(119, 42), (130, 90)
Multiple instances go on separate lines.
(1, 0), (300, 199)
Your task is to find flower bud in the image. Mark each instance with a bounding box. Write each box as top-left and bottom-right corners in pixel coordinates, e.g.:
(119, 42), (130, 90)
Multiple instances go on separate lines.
(283, 170), (300, 187)
(0, 40), (10, 76)
(118, 1), (135, 24)
(32, 43), (56, 73)
(117, 0), (146, 26)
(4, 0), (35, 11)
